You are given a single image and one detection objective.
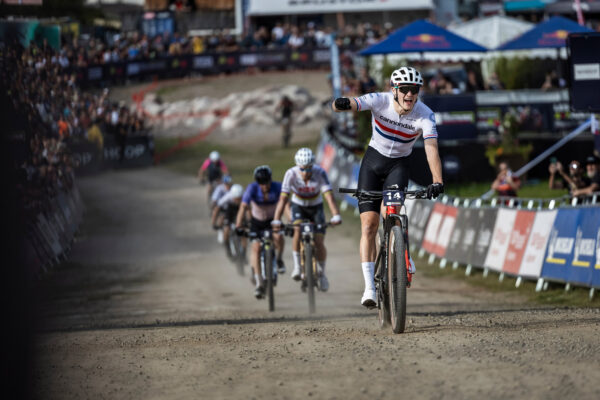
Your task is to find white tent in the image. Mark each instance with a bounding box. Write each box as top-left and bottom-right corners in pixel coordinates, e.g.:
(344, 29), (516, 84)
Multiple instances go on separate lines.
(447, 15), (534, 50)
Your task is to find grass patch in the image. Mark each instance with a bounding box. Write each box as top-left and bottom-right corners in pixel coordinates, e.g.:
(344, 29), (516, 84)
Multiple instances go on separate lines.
(419, 258), (600, 308)
(445, 179), (563, 199)
(154, 136), (322, 187)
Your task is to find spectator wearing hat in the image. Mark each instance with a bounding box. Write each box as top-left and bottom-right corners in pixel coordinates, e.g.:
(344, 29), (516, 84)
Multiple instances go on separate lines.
(571, 156), (600, 197)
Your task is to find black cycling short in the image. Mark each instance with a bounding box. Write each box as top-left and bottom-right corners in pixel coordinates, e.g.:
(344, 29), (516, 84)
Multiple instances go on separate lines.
(221, 204), (239, 225)
(290, 203), (326, 234)
(249, 217), (272, 240)
(357, 146), (410, 214)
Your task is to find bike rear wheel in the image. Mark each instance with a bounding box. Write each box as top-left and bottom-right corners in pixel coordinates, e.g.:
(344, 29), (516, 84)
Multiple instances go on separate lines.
(388, 225), (407, 334)
(304, 243), (316, 314)
(265, 246), (275, 312)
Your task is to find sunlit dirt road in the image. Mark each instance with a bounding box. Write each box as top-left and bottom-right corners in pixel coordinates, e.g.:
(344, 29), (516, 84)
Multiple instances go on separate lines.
(32, 167), (600, 400)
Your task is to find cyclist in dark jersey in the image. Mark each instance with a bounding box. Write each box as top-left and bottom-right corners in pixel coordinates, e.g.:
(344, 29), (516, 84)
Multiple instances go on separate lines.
(198, 150), (229, 200)
(235, 165), (286, 299)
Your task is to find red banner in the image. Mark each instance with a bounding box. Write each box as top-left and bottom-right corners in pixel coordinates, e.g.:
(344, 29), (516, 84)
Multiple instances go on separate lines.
(502, 210), (536, 275)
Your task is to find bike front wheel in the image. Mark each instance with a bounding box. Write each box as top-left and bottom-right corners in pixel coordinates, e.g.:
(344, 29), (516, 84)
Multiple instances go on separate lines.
(388, 225), (408, 334)
(265, 246), (275, 312)
(303, 242), (316, 314)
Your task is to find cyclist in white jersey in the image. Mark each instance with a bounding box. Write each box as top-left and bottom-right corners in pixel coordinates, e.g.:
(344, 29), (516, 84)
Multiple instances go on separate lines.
(271, 148), (342, 291)
(331, 66), (444, 308)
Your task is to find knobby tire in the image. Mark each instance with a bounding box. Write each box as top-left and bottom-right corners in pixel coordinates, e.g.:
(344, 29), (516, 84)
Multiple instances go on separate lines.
(377, 231), (390, 329)
(304, 242), (316, 314)
(389, 225), (407, 334)
(265, 245), (275, 312)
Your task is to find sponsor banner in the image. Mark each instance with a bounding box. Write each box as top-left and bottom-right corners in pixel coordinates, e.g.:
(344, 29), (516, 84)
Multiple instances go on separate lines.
(484, 208), (517, 272)
(408, 200), (434, 248)
(421, 203), (446, 253)
(247, 0), (433, 15)
(502, 210), (536, 275)
(444, 207), (476, 264)
(431, 205), (458, 257)
(568, 207), (600, 286)
(541, 208), (580, 283)
(468, 208), (498, 267)
(519, 210), (557, 278)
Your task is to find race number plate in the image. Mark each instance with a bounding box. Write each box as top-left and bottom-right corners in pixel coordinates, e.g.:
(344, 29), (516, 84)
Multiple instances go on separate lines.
(383, 190), (405, 206)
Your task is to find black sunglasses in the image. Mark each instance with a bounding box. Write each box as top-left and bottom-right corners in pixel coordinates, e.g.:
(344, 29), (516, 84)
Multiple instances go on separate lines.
(395, 86), (420, 95)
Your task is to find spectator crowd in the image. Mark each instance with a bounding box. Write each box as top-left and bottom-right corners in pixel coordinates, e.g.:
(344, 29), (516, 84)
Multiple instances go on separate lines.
(3, 39), (147, 215)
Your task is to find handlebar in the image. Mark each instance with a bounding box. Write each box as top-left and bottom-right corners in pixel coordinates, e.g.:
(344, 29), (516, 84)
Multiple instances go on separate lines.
(280, 221), (333, 237)
(338, 187), (428, 200)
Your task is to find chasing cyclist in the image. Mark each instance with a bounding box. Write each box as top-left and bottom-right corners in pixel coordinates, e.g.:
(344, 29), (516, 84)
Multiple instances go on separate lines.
(271, 147), (342, 292)
(235, 165), (286, 299)
(331, 66), (444, 308)
(216, 183), (246, 259)
(210, 175), (233, 243)
(198, 151), (228, 200)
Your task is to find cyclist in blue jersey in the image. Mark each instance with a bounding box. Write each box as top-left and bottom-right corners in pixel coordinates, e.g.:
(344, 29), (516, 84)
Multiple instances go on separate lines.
(332, 66), (444, 308)
(235, 165), (286, 299)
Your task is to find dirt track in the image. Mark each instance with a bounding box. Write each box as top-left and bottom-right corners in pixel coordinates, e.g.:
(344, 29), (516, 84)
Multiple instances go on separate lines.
(32, 166), (600, 400)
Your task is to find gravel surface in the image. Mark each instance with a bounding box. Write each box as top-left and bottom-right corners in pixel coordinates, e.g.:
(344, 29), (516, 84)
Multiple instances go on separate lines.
(32, 167), (600, 400)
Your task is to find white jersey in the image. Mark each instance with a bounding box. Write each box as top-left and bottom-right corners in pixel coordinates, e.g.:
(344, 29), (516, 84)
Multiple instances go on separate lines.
(354, 92), (438, 158)
(281, 165), (332, 207)
(211, 183), (229, 203)
(217, 188), (241, 208)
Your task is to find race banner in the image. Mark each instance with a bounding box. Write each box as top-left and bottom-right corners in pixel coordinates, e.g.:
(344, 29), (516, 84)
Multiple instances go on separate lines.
(408, 200), (434, 248)
(503, 210), (536, 276)
(421, 203), (446, 254)
(444, 207), (476, 265)
(431, 205), (458, 257)
(468, 208), (498, 268)
(519, 210), (557, 279)
(484, 208), (517, 272)
(568, 207), (600, 286)
(541, 208), (580, 283)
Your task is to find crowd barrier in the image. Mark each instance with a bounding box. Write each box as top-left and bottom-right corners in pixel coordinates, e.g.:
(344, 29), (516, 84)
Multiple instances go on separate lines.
(24, 181), (85, 277)
(68, 133), (155, 175)
(316, 129), (600, 295)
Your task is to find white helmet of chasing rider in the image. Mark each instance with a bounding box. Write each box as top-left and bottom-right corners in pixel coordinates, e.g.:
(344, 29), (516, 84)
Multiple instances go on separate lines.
(390, 67), (423, 87)
(230, 184), (243, 198)
(294, 147), (315, 168)
(209, 151), (220, 162)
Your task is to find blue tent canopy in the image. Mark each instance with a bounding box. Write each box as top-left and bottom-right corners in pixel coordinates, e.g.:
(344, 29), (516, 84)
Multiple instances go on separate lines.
(497, 16), (592, 50)
(359, 19), (487, 55)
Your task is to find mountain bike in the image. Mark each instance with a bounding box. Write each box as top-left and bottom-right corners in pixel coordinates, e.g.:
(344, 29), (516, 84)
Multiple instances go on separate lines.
(283, 221), (331, 314)
(224, 222), (245, 276)
(242, 228), (278, 312)
(339, 186), (427, 334)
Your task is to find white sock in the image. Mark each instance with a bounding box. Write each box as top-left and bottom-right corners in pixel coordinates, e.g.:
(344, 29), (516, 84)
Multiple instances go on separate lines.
(317, 260), (326, 275)
(254, 273), (261, 288)
(293, 251), (302, 269)
(361, 262), (375, 291)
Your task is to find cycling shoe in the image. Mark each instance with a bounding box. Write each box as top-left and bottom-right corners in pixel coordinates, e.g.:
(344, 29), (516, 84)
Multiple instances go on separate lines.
(361, 289), (376, 309)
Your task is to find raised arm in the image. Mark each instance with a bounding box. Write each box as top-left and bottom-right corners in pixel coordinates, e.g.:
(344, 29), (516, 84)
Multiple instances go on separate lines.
(331, 97), (359, 112)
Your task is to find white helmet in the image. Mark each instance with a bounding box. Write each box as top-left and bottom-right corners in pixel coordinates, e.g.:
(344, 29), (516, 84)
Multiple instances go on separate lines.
(230, 184), (243, 198)
(209, 151), (220, 162)
(294, 147), (315, 168)
(390, 67), (423, 86)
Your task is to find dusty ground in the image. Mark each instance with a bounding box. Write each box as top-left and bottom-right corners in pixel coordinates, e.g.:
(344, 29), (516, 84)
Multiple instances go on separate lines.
(31, 73), (600, 399)
(32, 167), (600, 400)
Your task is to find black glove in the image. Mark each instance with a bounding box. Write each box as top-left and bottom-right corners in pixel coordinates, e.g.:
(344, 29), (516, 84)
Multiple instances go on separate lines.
(334, 97), (351, 111)
(235, 227), (245, 237)
(426, 183), (444, 199)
